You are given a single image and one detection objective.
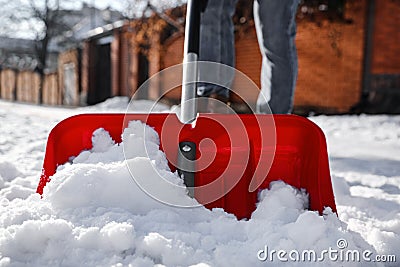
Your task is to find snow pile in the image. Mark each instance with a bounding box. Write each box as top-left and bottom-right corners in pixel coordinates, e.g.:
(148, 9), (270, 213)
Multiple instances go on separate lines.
(0, 102), (68, 202)
(79, 97), (170, 113)
(0, 119), (376, 266)
(44, 122), (196, 213)
(0, 100), (399, 266)
(311, 115), (400, 266)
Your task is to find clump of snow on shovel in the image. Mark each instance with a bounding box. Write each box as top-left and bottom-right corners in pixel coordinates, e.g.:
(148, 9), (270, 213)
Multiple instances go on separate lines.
(43, 120), (196, 213)
(91, 128), (115, 153)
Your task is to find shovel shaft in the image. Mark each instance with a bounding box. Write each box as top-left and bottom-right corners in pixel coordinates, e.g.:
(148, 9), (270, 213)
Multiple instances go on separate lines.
(180, 0), (201, 124)
(184, 0), (201, 55)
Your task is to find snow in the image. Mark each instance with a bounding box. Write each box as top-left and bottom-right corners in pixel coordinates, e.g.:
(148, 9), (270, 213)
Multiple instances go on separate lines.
(310, 115), (400, 265)
(0, 99), (399, 266)
(77, 97), (170, 113)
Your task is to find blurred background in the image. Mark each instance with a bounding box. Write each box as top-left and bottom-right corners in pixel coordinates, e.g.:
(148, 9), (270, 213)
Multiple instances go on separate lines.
(0, 0), (398, 115)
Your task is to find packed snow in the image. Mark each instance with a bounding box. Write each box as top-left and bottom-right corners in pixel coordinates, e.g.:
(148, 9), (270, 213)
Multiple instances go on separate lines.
(0, 99), (399, 266)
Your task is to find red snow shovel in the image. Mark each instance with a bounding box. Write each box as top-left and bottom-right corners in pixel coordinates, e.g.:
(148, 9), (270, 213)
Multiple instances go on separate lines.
(37, 0), (336, 219)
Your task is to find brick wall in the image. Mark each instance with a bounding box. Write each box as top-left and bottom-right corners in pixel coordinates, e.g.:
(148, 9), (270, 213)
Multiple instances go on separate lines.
(47, 0), (396, 112)
(148, 33), (163, 100)
(233, 25), (262, 106)
(110, 26), (152, 99)
(111, 30), (121, 97)
(371, 0), (400, 74)
(119, 32), (135, 96)
(81, 42), (90, 103)
(295, 0), (366, 113)
(128, 37), (139, 97)
(159, 28), (262, 106)
(158, 34), (184, 101)
(118, 31), (129, 97)
(115, 29), (137, 97)
(155, 0), (367, 113)
(112, 27), (151, 99)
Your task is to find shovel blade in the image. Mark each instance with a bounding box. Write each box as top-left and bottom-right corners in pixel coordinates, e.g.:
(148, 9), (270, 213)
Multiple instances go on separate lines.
(37, 113), (336, 219)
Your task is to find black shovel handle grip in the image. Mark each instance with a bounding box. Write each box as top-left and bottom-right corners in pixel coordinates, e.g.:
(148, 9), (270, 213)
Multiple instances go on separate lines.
(186, 0), (202, 55)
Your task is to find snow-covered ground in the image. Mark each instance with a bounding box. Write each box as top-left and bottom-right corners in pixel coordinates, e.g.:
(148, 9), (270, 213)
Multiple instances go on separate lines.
(0, 98), (399, 266)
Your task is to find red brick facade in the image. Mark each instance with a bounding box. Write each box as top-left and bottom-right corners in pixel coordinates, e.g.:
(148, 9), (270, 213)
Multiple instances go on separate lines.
(155, 0), (369, 113)
(4, 0), (397, 114)
(295, 0), (366, 113)
(372, 0), (400, 74)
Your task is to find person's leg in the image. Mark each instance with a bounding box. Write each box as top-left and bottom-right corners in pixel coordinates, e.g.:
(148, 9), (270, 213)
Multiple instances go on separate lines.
(214, 0), (238, 99)
(198, 0), (237, 99)
(254, 0), (299, 114)
(198, 0), (224, 97)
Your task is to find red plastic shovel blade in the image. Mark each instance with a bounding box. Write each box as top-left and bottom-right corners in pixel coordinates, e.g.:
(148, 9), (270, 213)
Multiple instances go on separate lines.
(37, 113), (336, 219)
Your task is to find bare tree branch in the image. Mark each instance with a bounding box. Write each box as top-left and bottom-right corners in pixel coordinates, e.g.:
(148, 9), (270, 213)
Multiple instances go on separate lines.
(0, 0), (80, 103)
(148, 2), (183, 32)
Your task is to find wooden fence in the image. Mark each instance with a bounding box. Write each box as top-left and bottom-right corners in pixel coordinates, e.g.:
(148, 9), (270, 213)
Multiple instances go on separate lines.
(0, 69), (60, 105)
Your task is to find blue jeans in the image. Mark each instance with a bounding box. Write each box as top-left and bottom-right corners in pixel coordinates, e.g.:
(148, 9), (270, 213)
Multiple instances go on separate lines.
(255, 0), (300, 114)
(198, 0), (238, 99)
(199, 0), (299, 114)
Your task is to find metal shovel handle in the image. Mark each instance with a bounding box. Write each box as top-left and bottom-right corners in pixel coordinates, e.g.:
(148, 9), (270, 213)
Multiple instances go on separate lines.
(177, 0), (204, 197)
(180, 0), (201, 124)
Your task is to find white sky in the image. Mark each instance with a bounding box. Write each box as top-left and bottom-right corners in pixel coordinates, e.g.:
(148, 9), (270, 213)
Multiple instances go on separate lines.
(83, 0), (124, 10)
(81, 0), (183, 11)
(1, 0), (183, 39)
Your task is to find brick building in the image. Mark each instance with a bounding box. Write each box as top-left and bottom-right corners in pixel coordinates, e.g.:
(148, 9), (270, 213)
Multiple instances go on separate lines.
(358, 0), (400, 113)
(75, 0), (400, 113)
(0, 4), (123, 106)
